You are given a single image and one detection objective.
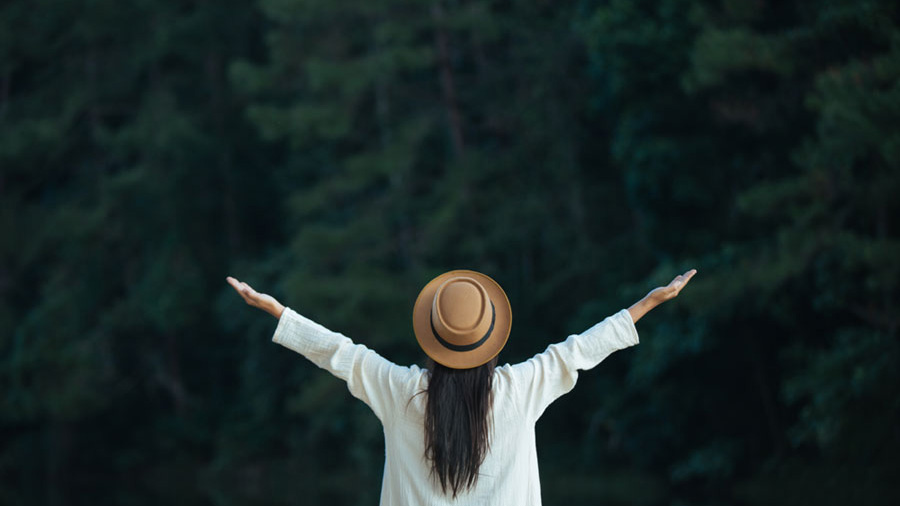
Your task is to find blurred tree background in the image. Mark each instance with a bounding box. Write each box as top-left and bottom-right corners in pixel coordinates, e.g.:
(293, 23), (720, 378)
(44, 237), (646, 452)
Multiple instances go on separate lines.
(1, 0), (898, 504)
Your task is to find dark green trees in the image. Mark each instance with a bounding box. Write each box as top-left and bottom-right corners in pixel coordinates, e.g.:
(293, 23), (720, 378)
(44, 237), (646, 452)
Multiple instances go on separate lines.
(580, 0), (900, 503)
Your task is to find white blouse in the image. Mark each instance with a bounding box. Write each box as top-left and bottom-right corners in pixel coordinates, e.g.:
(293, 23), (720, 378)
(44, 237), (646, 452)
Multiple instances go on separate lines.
(272, 305), (640, 506)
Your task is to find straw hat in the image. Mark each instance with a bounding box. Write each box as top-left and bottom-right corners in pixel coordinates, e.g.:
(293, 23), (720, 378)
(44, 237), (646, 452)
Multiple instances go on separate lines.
(412, 270), (512, 369)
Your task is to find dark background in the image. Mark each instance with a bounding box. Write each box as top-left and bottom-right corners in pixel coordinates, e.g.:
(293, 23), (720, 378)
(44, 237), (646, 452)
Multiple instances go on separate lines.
(2, 0), (898, 504)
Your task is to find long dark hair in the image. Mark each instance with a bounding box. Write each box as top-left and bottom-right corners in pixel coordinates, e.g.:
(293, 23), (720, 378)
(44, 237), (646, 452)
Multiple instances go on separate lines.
(423, 356), (498, 498)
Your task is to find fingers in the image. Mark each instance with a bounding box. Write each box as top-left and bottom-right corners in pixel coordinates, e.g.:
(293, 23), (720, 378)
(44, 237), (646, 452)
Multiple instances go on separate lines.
(227, 277), (247, 297)
(227, 276), (256, 294)
(680, 269), (697, 288)
(227, 276), (259, 306)
(664, 268), (698, 298)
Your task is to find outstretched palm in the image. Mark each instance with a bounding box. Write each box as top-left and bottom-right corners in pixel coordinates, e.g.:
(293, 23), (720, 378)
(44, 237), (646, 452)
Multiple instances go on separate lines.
(647, 268), (697, 304)
(227, 276), (283, 318)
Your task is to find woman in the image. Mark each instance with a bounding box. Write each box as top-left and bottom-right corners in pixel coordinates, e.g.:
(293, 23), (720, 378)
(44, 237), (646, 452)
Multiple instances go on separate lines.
(227, 268), (696, 505)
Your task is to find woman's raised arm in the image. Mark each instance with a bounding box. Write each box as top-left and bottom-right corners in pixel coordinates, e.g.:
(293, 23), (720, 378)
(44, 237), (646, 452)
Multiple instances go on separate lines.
(505, 268), (698, 421)
(225, 275), (418, 423)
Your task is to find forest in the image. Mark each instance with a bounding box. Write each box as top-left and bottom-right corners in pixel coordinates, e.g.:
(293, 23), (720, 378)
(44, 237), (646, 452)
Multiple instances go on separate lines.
(1, 0), (898, 504)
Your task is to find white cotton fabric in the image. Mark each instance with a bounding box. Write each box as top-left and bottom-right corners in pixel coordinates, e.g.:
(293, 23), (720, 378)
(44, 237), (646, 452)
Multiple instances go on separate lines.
(272, 305), (640, 506)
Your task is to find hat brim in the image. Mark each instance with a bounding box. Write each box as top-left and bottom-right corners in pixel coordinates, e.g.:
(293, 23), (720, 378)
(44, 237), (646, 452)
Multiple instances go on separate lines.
(413, 269), (512, 369)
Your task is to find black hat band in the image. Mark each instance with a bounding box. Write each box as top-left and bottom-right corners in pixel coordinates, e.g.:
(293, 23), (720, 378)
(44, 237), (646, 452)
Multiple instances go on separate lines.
(430, 300), (496, 352)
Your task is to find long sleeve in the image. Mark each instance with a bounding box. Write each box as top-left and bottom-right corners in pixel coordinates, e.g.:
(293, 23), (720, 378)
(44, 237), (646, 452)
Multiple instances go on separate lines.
(271, 306), (418, 424)
(507, 308), (639, 422)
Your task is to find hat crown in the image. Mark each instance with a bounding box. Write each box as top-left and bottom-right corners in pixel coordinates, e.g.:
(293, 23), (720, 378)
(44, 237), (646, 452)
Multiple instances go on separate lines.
(432, 277), (492, 346)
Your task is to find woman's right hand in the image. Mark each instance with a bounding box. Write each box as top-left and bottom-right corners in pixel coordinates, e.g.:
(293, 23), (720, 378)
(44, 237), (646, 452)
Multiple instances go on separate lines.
(628, 268), (697, 323)
(227, 276), (285, 319)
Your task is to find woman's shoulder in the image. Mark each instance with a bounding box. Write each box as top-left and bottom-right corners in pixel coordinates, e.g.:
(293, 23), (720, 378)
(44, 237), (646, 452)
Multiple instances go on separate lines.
(492, 363), (521, 393)
(396, 363), (430, 395)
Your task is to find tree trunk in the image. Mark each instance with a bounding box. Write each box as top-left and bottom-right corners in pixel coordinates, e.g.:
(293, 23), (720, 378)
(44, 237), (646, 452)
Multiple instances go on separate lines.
(431, 1), (465, 157)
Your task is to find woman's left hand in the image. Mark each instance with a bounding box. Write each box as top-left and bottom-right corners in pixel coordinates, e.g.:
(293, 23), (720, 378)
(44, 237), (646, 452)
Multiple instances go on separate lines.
(227, 276), (285, 319)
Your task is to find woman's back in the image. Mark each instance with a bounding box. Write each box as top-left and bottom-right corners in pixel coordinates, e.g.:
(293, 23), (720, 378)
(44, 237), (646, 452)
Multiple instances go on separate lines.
(380, 365), (540, 505)
(271, 305), (639, 506)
